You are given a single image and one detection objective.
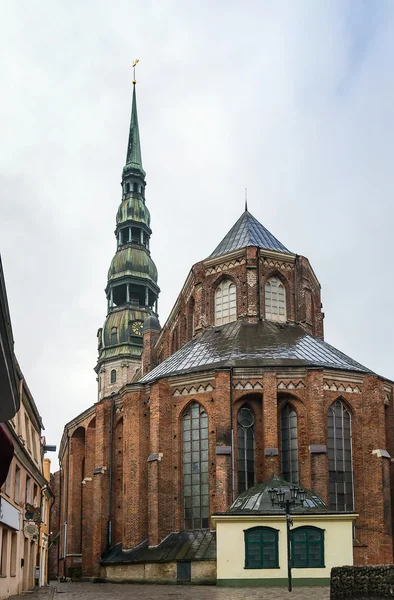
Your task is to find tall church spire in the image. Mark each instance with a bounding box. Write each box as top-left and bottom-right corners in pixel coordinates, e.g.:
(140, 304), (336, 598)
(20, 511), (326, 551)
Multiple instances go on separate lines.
(95, 70), (160, 399)
(124, 82), (145, 177)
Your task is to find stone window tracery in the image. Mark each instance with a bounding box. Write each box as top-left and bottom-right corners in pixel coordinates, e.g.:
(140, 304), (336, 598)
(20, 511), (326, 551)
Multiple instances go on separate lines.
(265, 277), (286, 322)
(215, 279), (236, 325)
(237, 406), (255, 493)
(280, 404), (299, 484)
(182, 402), (209, 529)
(328, 399), (354, 511)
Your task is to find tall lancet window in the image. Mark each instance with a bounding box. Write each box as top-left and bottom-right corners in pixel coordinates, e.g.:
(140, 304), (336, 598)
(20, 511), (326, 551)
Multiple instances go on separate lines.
(237, 406), (255, 493)
(328, 400), (354, 511)
(280, 404), (299, 484)
(183, 402), (209, 529)
(215, 279), (236, 325)
(265, 277), (286, 322)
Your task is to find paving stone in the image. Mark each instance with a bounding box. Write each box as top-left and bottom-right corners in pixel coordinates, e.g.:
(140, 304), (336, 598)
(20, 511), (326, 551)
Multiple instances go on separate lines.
(48, 581), (330, 600)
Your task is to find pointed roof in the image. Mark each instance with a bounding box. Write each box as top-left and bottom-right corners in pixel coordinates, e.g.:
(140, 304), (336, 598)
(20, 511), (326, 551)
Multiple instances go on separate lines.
(124, 83), (145, 177)
(209, 210), (291, 258)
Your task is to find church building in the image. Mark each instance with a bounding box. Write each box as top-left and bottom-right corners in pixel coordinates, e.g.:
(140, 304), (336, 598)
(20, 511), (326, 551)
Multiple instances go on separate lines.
(50, 79), (394, 584)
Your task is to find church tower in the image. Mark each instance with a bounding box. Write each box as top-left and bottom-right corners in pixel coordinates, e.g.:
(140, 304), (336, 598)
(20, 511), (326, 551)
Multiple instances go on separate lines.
(96, 78), (160, 400)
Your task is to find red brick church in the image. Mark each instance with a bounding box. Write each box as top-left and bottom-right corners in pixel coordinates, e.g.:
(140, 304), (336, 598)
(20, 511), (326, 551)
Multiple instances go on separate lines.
(50, 80), (394, 583)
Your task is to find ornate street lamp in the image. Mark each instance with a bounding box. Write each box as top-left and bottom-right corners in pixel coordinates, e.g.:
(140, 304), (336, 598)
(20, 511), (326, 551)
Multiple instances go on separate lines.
(268, 486), (306, 592)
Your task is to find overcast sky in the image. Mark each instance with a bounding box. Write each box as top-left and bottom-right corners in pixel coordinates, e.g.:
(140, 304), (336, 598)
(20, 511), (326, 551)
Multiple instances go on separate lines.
(1, 1), (394, 468)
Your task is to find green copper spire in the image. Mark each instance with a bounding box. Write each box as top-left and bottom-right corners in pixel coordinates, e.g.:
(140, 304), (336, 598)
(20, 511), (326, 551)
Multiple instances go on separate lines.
(124, 82), (146, 178)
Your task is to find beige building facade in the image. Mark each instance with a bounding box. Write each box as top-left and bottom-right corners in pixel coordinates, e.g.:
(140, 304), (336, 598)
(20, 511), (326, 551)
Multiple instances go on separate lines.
(0, 365), (53, 599)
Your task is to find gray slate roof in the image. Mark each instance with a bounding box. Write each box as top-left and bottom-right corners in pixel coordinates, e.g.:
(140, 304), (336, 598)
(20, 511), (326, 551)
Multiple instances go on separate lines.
(101, 530), (216, 564)
(224, 475), (331, 515)
(139, 320), (372, 384)
(209, 210), (291, 258)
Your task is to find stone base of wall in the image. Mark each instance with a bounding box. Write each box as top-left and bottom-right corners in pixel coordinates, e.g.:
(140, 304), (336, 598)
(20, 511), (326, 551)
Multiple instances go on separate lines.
(103, 560), (216, 584)
(331, 565), (394, 599)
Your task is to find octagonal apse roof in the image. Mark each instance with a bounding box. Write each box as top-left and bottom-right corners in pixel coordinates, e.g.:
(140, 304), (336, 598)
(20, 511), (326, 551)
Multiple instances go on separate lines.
(139, 320), (372, 384)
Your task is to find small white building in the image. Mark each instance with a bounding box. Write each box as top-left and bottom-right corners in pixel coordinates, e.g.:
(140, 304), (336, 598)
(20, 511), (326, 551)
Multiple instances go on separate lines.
(212, 475), (356, 587)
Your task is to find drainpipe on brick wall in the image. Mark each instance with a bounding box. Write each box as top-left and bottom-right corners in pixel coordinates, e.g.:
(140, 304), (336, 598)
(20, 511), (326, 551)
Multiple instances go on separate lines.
(294, 254), (299, 322)
(57, 461), (62, 575)
(65, 432), (70, 577)
(230, 368), (235, 502)
(107, 396), (115, 548)
(257, 248), (262, 320)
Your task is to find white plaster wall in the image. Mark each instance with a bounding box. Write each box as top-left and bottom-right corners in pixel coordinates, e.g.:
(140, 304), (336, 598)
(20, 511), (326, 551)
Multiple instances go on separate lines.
(215, 514), (355, 581)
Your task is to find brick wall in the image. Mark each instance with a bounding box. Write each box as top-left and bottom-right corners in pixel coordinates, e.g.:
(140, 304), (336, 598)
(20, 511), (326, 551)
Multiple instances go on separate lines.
(56, 365), (394, 578)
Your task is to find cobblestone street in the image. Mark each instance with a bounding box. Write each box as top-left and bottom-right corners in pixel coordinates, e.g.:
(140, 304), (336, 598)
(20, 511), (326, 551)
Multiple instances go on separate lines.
(12, 582), (330, 600)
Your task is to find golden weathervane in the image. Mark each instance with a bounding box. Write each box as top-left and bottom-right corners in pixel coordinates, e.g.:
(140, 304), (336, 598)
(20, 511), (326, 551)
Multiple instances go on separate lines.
(132, 58), (139, 84)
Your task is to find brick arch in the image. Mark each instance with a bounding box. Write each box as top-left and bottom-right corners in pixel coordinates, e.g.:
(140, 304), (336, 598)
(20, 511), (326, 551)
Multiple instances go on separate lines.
(326, 395), (355, 417)
(70, 425), (85, 439)
(87, 416), (96, 429)
(277, 391), (307, 414)
(179, 397), (210, 420)
(262, 269), (291, 321)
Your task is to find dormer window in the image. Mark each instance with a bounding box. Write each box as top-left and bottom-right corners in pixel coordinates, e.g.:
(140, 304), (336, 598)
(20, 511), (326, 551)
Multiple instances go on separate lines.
(111, 327), (118, 345)
(265, 277), (286, 322)
(215, 279), (236, 325)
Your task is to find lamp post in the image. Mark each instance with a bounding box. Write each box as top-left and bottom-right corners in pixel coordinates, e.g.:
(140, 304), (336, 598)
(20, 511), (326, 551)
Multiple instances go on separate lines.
(268, 485), (306, 592)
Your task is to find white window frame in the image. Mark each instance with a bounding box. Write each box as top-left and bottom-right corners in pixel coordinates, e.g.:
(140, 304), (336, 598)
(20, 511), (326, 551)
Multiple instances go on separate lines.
(265, 277), (286, 322)
(215, 280), (236, 325)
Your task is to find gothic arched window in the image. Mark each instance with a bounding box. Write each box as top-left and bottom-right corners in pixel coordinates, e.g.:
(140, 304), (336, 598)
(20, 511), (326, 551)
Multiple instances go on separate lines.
(215, 279), (236, 325)
(265, 277), (286, 322)
(183, 402), (209, 529)
(111, 327), (118, 345)
(237, 406), (255, 493)
(328, 399), (354, 511)
(280, 404), (299, 484)
(110, 369), (116, 384)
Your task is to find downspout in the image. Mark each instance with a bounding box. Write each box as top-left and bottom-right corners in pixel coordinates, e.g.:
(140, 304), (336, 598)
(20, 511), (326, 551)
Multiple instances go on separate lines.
(257, 248), (262, 320)
(107, 397), (115, 548)
(65, 432), (70, 577)
(57, 460), (61, 575)
(230, 368), (235, 502)
(294, 254), (298, 323)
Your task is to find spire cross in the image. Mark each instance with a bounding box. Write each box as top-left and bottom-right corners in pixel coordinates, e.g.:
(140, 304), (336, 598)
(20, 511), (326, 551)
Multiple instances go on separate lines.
(132, 58), (139, 84)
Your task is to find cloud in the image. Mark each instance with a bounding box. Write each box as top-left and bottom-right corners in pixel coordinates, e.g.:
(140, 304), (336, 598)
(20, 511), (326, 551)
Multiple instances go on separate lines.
(1, 0), (394, 467)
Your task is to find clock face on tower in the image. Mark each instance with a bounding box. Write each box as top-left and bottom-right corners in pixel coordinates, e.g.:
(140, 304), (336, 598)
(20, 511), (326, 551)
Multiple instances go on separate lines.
(131, 320), (144, 336)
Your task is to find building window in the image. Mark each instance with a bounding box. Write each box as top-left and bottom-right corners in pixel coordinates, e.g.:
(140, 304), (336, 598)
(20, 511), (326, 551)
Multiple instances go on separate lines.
(111, 327), (118, 345)
(291, 526), (324, 568)
(237, 406), (255, 493)
(265, 277), (286, 322)
(10, 533), (17, 576)
(280, 404), (299, 484)
(183, 402), (209, 529)
(25, 476), (31, 505)
(0, 529), (8, 576)
(328, 400), (354, 511)
(14, 466), (20, 504)
(110, 369), (117, 384)
(215, 279), (236, 325)
(244, 526), (279, 569)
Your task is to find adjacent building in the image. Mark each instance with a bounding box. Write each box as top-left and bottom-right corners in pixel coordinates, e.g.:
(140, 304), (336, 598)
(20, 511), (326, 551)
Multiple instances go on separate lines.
(0, 259), (54, 598)
(51, 80), (394, 585)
